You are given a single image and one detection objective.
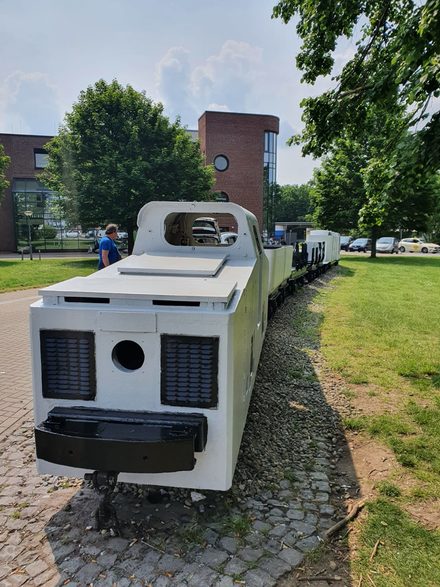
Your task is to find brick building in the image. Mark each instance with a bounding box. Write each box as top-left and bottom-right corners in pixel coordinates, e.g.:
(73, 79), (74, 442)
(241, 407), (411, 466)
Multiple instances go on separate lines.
(0, 111), (279, 252)
(0, 134), (52, 252)
(198, 111), (279, 229)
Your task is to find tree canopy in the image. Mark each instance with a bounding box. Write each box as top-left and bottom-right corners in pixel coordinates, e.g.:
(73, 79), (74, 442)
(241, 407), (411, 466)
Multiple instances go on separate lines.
(0, 144), (10, 206)
(273, 0), (440, 168)
(273, 0), (440, 252)
(274, 183), (313, 222)
(311, 124), (438, 251)
(426, 175), (440, 239)
(42, 79), (214, 249)
(311, 138), (366, 234)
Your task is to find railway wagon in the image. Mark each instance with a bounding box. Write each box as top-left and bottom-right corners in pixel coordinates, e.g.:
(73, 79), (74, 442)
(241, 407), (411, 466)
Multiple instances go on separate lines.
(307, 230), (340, 266)
(31, 202), (270, 491)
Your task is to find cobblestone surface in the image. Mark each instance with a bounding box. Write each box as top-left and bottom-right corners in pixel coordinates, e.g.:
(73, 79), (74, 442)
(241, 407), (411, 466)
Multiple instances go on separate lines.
(0, 289), (39, 441)
(0, 274), (350, 586)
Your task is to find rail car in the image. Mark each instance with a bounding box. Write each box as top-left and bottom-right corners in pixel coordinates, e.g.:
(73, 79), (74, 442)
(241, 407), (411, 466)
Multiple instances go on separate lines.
(31, 202), (339, 493)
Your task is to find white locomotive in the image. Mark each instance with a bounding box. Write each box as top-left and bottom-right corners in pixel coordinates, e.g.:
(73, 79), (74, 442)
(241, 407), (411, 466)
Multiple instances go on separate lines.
(31, 202), (339, 492)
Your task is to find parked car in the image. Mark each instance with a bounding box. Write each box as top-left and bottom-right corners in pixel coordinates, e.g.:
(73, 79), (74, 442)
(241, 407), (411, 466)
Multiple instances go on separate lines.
(220, 232), (238, 245)
(376, 237), (399, 254)
(85, 229), (101, 238)
(398, 238), (440, 254)
(340, 235), (353, 251)
(193, 217), (221, 233)
(348, 238), (371, 252)
(65, 230), (81, 238)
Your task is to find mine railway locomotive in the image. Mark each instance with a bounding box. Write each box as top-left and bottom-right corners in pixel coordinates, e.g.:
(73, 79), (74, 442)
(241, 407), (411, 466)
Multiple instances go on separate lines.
(31, 202), (339, 500)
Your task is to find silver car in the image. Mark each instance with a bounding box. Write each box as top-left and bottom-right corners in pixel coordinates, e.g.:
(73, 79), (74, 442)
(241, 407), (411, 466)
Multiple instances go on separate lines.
(376, 237), (399, 254)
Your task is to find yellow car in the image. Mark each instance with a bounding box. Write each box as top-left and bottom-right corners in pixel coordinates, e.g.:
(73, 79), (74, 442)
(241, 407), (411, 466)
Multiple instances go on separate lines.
(398, 238), (440, 254)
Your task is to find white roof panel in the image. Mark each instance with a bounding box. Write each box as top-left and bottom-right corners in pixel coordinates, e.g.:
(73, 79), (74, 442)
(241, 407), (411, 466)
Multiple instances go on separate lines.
(117, 253), (227, 277)
(40, 275), (237, 304)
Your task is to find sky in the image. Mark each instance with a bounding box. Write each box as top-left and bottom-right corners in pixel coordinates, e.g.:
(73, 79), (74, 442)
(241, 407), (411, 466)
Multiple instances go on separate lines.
(0, 0), (355, 185)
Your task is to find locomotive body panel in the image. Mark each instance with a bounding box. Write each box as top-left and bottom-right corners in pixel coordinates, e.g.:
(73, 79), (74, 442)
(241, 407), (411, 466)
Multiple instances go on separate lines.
(31, 201), (269, 490)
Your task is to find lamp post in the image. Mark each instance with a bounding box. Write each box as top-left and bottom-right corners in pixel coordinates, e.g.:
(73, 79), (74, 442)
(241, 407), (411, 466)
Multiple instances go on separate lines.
(24, 210), (33, 260)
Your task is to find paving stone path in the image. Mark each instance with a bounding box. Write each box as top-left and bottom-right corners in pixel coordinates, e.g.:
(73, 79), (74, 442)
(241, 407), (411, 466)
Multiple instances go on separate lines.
(0, 278), (347, 587)
(0, 423), (336, 587)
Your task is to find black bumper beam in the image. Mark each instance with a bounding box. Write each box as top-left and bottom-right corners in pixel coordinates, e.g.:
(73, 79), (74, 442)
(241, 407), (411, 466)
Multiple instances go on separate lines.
(35, 407), (207, 474)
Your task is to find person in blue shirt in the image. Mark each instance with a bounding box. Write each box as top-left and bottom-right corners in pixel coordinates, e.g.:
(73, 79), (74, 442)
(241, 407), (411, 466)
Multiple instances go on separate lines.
(98, 224), (121, 269)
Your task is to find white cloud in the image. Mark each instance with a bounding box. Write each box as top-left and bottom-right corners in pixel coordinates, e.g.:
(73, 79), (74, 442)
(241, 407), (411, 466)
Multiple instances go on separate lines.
(191, 40), (263, 110)
(156, 47), (198, 124)
(157, 40), (264, 126)
(206, 103), (230, 112)
(278, 120), (296, 144)
(0, 71), (60, 134)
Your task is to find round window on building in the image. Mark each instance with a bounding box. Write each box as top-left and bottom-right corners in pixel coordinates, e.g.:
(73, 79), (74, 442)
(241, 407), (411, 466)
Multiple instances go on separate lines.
(213, 155), (229, 172)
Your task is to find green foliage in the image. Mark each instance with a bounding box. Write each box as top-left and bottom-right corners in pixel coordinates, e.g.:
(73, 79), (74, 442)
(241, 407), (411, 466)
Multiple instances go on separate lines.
(37, 225), (57, 239)
(273, 0), (440, 169)
(274, 0), (440, 249)
(376, 481), (402, 498)
(41, 79), (214, 248)
(274, 183), (313, 221)
(367, 414), (414, 438)
(222, 514), (252, 538)
(311, 113), (438, 241)
(343, 417), (367, 431)
(311, 136), (366, 233)
(179, 523), (204, 545)
(425, 175), (440, 241)
(263, 179), (280, 235)
(0, 144), (10, 205)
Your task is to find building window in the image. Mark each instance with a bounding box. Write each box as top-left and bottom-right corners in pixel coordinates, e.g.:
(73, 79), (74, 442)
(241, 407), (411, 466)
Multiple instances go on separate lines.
(34, 149), (49, 169)
(264, 132), (277, 185)
(213, 154), (229, 172)
(215, 191), (229, 202)
(263, 131), (278, 236)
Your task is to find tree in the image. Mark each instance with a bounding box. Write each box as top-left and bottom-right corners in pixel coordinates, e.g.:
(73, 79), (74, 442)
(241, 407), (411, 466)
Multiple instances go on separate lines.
(42, 79), (214, 251)
(426, 175), (440, 240)
(274, 183), (313, 222)
(311, 127), (438, 255)
(311, 138), (366, 234)
(0, 144), (10, 206)
(273, 0), (440, 169)
(263, 173), (280, 236)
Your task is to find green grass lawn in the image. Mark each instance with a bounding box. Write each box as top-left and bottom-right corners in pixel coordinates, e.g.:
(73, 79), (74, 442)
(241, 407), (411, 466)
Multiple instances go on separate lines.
(317, 255), (440, 585)
(321, 256), (440, 393)
(354, 499), (440, 587)
(0, 258), (97, 292)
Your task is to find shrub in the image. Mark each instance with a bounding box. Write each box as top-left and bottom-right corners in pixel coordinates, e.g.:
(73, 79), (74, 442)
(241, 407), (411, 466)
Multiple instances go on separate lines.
(38, 226), (57, 239)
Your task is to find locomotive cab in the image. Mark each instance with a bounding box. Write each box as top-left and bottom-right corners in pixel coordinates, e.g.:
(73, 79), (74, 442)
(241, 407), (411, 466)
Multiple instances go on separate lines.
(31, 202), (268, 491)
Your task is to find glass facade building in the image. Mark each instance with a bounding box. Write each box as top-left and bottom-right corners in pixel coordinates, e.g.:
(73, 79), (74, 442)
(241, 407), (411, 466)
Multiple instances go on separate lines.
(13, 179), (93, 252)
(263, 131), (278, 236)
(264, 131), (277, 186)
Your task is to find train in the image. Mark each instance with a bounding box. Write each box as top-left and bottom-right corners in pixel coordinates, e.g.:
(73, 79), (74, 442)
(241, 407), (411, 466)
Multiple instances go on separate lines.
(31, 202), (339, 495)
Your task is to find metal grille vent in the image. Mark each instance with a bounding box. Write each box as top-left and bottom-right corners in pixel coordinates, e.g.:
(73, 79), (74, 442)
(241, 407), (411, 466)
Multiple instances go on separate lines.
(40, 330), (96, 400)
(161, 335), (219, 408)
